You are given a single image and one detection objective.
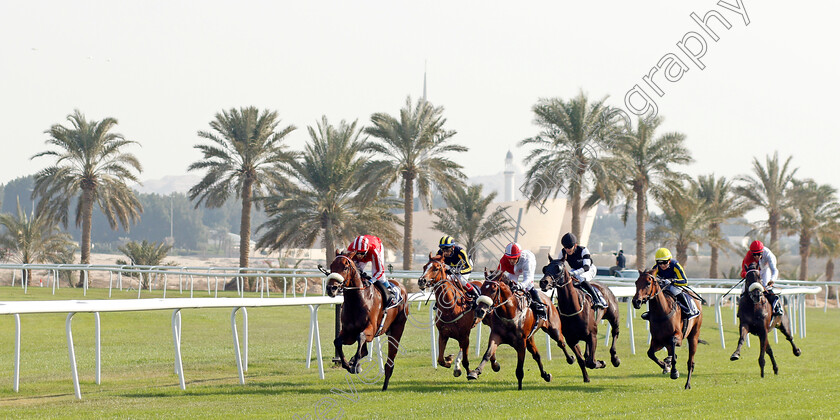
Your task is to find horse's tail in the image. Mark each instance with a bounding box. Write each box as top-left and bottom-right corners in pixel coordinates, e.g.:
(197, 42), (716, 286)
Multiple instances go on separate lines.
(698, 339), (709, 345)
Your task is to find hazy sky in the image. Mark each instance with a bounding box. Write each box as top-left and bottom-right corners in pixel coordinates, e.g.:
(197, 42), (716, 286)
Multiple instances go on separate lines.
(2, 1), (838, 194)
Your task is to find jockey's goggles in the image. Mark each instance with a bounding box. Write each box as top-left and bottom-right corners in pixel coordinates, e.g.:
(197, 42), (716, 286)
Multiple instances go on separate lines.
(656, 260), (669, 265)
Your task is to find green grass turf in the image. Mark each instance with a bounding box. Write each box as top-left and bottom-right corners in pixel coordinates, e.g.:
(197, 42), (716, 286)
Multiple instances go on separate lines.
(1, 286), (838, 419)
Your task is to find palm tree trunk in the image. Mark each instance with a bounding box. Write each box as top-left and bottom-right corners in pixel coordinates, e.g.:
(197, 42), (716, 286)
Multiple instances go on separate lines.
(571, 181), (582, 239)
(634, 183), (646, 269)
(826, 258), (834, 283)
(710, 245), (719, 279)
(709, 223), (720, 278)
(79, 187), (95, 288)
(323, 219), (335, 267)
(403, 174), (415, 270)
(676, 243), (688, 266)
(799, 231), (810, 281)
(240, 179), (253, 290)
(769, 210), (779, 251)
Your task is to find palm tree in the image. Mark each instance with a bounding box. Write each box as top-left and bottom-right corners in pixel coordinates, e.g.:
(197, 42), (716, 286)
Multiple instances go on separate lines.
(781, 179), (840, 280)
(519, 91), (614, 238)
(813, 225), (840, 283)
(188, 107), (296, 286)
(31, 109), (143, 286)
(735, 152), (798, 251)
(648, 181), (711, 265)
(592, 116), (692, 269)
(255, 117), (402, 264)
(0, 198), (76, 285)
(115, 240), (174, 288)
(432, 184), (513, 255)
(696, 174), (752, 278)
(364, 96), (467, 269)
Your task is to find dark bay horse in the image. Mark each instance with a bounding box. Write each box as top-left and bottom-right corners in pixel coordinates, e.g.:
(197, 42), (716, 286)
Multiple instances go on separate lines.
(326, 251), (408, 391)
(632, 270), (702, 389)
(417, 254), (498, 377)
(730, 267), (801, 377)
(467, 271), (575, 390)
(539, 256), (621, 383)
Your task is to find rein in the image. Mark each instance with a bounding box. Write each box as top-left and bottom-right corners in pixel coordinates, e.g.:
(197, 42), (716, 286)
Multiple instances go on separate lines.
(640, 274), (677, 321)
(333, 255), (371, 292)
(546, 264), (585, 317)
(423, 260), (472, 324)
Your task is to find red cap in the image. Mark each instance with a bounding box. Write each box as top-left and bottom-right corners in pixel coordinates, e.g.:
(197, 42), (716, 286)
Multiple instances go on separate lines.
(504, 242), (521, 258)
(749, 240), (764, 253)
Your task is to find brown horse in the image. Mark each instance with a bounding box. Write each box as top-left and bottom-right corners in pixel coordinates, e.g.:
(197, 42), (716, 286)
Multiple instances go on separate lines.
(467, 270), (575, 390)
(539, 256), (621, 383)
(632, 270), (702, 389)
(326, 251), (408, 391)
(729, 267), (801, 377)
(417, 254), (499, 377)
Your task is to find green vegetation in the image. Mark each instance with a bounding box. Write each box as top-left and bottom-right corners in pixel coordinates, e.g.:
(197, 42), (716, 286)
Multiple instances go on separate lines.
(1, 286), (838, 418)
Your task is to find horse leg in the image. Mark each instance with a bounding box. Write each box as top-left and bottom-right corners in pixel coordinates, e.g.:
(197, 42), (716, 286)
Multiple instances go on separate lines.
(349, 331), (367, 374)
(571, 343), (590, 383)
(685, 330), (698, 389)
(490, 354), (501, 372)
(381, 316), (406, 391)
(766, 343), (779, 375)
(776, 315), (802, 357)
(730, 323), (749, 361)
(758, 330), (768, 378)
(455, 336), (470, 377)
(545, 319), (575, 364)
(647, 343), (668, 373)
(584, 333), (606, 369)
(437, 333), (453, 368)
(333, 333), (352, 372)
(525, 337), (551, 382)
(515, 344), (526, 390)
(607, 307), (621, 367)
(668, 338), (680, 380)
(468, 333), (500, 380)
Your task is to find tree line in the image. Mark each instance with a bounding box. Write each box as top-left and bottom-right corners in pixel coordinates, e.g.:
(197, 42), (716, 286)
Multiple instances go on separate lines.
(1, 92), (837, 287)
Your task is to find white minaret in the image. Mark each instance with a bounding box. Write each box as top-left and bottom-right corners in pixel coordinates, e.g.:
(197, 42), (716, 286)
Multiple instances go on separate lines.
(504, 150), (514, 202)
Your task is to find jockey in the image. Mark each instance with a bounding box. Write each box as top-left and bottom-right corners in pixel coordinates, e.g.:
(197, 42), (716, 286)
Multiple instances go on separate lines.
(436, 235), (479, 302)
(740, 240), (783, 316)
(348, 235), (395, 305)
(646, 248), (700, 326)
(497, 242), (546, 319)
(558, 233), (606, 309)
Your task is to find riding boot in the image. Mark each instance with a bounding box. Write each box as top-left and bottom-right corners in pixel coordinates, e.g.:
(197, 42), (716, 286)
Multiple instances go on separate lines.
(767, 292), (784, 316)
(681, 318), (689, 340)
(375, 281), (393, 307)
(529, 288), (547, 320)
(581, 281), (606, 309)
(465, 285), (480, 308)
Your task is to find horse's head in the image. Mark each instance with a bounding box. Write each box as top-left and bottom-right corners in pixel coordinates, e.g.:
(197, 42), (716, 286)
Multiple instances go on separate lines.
(326, 250), (360, 297)
(418, 253), (448, 291)
(472, 269), (510, 326)
(632, 269), (661, 309)
(539, 253), (564, 291)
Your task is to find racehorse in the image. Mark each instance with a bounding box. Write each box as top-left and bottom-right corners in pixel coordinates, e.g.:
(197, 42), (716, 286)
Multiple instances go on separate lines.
(467, 270), (575, 390)
(417, 254), (499, 377)
(632, 269), (702, 389)
(539, 255), (621, 383)
(325, 250), (408, 391)
(729, 266), (801, 377)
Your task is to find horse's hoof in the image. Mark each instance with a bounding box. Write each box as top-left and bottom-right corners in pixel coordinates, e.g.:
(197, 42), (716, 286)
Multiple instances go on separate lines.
(566, 356), (575, 365)
(491, 362), (501, 372)
(794, 348), (802, 357)
(466, 371), (479, 380)
(730, 354), (740, 361)
(583, 377), (590, 383)
(542, 373), (552, 382)
(685, 383), (691, 390)
(773, 368), (779, 375)
(444, 354), (454, 363)
(611, 356), (621, 367)
(596, 360), (606, 369)
(662, 368), (670, 375)
(454, 369), (462, 377)
(671, 370), (680, 380)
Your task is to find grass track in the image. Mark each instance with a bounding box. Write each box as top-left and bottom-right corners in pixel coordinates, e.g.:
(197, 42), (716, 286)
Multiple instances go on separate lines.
(1, 286), (838, 419)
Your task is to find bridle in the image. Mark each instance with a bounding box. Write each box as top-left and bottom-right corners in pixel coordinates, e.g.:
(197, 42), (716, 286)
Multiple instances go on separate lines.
(330, 255), (370, 292)
(635, 272), (666, 304)
(543, 261), (573, 289)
